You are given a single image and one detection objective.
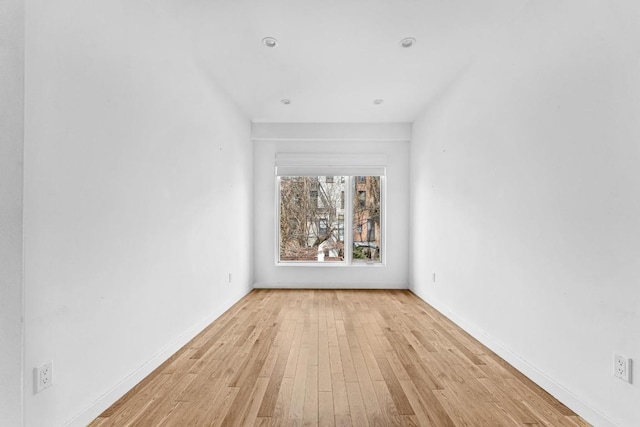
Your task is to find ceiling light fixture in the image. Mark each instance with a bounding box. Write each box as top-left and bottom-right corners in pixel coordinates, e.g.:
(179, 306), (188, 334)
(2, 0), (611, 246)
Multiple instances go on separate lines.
(281, 99), (291, 105)
(373, 99), (384, 105)
(262, 37), (278, 48)
(399, 37), (416, 48)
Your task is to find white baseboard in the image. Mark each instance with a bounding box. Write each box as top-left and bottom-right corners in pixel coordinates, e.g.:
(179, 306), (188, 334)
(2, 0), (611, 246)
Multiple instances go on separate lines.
(63, 287), (252, 427)
(253, 282), (409, 289)
(409, 286), (617, 427)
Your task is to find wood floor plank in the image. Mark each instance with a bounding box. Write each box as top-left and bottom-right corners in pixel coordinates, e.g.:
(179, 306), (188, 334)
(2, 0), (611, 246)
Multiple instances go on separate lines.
(289, 347), (310, 420)
(361, 326), (385, 360)
(284, 322), (304, 378)
(158, 377), (226, 426)
(337, 335), (358, 382)
(329, 345), (343, 375)
(238, 377), (270, 427)
(376, 358), (414, 416)
(101, 373), (173, 426)
(398, 380), (437, 427)
(433, 383), (513, 427)
(318, 326), (332, 392)
(431, 322), (486, 366)
(129, 373), (197, 427)
(505, 378), (584, 427)
(207, 385), (239, 427)
(345, 381), (369, 427)
(307, 321), (320, 367)
(476, 376), (541, 425)
(371, 380), (400, 425)
(491, 353), (578, 417)
(350, 349), (382, 424)
(303, 365), (319, 425)
(87, 417), (108, 426)
(227, 320), (278, 387)
(318, 391), (335, 427)
(331, 373), (350, 417)
(92, 290), (590, 427)
(384, 349), (411, 382)
(273, 377), (294, 419)
(410, 329), (438, 353)
(353, 326), (384, 382)
(259, 345), (280, 379)
(258, 351), (289, 417)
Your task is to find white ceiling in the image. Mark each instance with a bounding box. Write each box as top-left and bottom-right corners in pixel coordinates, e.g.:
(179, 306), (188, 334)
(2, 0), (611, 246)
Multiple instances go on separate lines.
(173, 0), (527, 123)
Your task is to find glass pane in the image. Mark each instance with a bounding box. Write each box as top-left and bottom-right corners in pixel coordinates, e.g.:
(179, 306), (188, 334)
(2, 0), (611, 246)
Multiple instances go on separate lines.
(352, 176), (381, 262)
(280, 176), (345, 262)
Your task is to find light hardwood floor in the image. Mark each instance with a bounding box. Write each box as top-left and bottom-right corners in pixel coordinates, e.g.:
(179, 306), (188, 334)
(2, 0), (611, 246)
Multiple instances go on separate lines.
(90, 289), (590, 427)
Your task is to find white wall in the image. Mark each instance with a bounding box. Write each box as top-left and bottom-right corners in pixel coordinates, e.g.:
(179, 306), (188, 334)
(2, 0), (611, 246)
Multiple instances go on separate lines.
(23, 1), (252, 425)
(410, 1), (640, 426)
(253, 123), (410, 288)
(0, 0), (24, 424)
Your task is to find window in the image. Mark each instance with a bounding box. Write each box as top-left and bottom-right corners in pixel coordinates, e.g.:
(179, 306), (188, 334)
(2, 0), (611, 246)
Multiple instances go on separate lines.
(276, 153), (385, 265)
(279, 176), (345, 262)
(352, 177), (381, 262)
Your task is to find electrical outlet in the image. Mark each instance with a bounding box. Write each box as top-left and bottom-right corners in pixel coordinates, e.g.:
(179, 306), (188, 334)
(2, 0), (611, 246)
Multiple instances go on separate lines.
(34, 361), (53, 393)
(228, 273), (232, 283)
(614, 354), (632, 383)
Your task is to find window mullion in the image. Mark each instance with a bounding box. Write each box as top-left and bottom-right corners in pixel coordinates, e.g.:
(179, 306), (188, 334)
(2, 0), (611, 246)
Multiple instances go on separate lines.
(345, 176), (353, 265)
(275, 176), (282, 265)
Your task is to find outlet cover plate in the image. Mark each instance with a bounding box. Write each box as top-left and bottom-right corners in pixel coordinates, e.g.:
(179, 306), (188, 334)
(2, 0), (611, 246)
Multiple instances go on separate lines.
(614, 354), (632, 383)
(34, 362), (53, 393)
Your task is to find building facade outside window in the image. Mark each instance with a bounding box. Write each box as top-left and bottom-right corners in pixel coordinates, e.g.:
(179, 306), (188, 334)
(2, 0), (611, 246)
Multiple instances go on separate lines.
(278, 175), (382, 264)
(275, 153), (386, 266)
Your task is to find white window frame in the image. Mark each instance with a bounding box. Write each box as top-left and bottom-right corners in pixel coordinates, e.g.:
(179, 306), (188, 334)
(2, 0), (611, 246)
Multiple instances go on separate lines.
(275, 153), (386, 267)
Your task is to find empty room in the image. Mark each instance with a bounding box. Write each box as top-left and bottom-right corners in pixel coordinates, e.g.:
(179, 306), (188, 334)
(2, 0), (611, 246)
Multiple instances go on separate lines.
(2, 0), (639, 426)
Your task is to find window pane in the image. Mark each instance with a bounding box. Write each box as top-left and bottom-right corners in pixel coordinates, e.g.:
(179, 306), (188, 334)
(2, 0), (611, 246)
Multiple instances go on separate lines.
(352, 176), (381, 262)
(279, 176), (346, 262)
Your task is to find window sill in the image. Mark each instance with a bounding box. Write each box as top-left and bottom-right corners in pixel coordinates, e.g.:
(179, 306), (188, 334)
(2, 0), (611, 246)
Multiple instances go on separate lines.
(275, 261), (385, 267)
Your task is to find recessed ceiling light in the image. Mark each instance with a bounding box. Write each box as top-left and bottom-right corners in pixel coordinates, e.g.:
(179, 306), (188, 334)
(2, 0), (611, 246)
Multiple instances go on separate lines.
(281, 99), (291, 105)
(262, 37), (278, 48)
(399, 37), (416, 48)
(373, 99), (384, 105)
